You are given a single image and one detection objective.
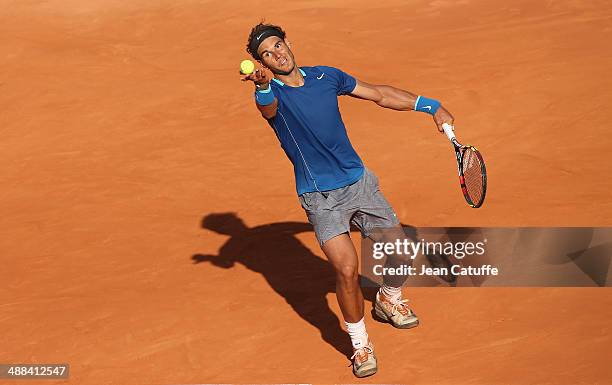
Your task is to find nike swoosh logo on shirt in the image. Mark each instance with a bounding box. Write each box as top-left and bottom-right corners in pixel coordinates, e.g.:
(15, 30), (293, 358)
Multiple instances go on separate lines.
(317, 73), (325, 79)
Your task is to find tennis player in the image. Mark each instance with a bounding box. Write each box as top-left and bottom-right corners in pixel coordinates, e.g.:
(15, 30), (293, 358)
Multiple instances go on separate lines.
(241, 22), (454, 378)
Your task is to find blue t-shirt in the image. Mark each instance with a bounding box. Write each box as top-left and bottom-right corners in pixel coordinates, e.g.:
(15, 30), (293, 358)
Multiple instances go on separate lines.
(267, 66), (364, 195)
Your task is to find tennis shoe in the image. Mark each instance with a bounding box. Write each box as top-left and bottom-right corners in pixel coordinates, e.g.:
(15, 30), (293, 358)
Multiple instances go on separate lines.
(373, 291), (419, 329)
(350, 341), (377, 378)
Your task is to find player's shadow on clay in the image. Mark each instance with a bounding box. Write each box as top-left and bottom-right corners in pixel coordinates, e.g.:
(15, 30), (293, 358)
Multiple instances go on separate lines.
(191, 212), (380, 359)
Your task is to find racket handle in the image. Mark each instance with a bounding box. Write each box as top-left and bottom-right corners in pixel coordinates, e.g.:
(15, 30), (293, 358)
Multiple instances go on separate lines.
(442, 123), (456, 142)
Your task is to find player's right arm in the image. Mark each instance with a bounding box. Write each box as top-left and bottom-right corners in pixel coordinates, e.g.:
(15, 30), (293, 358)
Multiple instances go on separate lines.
(241, 68), (277, 119)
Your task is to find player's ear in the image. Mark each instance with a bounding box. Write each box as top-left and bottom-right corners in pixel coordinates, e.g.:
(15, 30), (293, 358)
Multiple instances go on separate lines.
(284, 38), (292, 48)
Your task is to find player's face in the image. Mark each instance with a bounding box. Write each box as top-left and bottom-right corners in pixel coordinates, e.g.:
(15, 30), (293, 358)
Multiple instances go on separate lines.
(257, 36), (295, 75)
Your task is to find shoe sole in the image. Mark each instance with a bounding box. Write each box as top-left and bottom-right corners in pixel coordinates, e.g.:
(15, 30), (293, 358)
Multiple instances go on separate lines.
(354, 366), (378, 378)
(372, 308), (420, 329)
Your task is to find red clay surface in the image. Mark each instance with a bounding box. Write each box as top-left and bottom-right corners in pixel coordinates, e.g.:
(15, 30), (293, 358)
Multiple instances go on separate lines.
(1, 1), (612, 384)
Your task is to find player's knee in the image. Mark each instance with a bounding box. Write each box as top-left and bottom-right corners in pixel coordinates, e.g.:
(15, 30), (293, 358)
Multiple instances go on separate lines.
(335, 264), (359, 285)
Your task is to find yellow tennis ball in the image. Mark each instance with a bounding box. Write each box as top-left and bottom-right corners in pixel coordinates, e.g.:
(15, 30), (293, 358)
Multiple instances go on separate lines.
(240, 59), (255, 75)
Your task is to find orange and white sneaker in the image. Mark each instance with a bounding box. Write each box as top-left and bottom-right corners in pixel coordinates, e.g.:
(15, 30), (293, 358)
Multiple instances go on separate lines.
(350, 341), (377, 378)
(373, 291), (419, 329)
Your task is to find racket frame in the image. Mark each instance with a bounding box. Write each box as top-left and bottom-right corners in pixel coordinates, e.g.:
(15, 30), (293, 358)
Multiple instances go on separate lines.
(442, 123), (487, 208)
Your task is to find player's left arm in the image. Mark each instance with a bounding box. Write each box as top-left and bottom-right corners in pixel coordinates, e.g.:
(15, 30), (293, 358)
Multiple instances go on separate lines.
(350, 80), (454, 132)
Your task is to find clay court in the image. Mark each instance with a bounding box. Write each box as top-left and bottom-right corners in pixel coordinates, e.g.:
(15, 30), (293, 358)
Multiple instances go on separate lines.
(2, 0), (612, 383)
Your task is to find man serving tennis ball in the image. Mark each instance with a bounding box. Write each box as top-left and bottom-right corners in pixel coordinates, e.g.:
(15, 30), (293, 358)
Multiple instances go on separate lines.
(240, 22), (454, 378)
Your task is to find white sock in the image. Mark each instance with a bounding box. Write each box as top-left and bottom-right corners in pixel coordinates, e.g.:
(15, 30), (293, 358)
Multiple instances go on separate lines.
(345, 317), (369, 350)
(380, 284), (402, 302)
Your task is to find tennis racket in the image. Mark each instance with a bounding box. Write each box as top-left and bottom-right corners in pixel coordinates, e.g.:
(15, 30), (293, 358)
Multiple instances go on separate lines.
(442, 123), (487, 208)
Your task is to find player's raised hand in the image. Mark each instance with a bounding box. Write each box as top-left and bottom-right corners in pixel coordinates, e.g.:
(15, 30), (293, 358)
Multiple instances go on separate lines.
(240, 66), (270, 86)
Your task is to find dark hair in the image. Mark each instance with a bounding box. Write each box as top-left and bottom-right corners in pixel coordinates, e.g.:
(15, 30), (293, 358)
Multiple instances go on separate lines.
(246, 22), (286, 60)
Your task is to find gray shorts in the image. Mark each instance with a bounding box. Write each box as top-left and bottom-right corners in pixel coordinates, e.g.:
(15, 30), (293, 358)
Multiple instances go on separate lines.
(298, 168), (400, 247)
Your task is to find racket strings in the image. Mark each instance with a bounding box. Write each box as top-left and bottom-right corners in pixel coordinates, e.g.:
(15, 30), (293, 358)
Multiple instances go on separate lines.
(462, 148), (484, 205)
